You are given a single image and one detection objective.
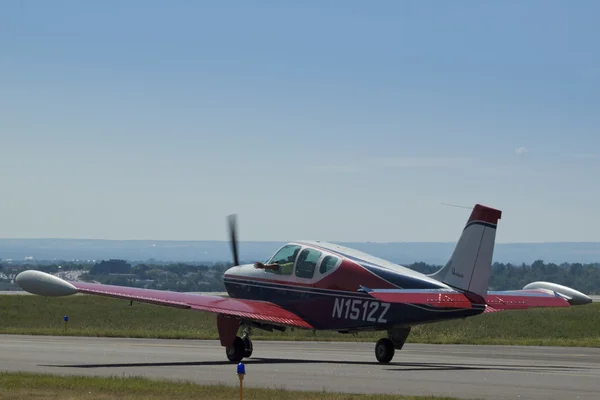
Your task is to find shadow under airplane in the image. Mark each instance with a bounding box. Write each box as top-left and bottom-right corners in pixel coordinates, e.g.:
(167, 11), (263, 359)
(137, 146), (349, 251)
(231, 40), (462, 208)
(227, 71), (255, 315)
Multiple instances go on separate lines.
(40, 358), (592, 374)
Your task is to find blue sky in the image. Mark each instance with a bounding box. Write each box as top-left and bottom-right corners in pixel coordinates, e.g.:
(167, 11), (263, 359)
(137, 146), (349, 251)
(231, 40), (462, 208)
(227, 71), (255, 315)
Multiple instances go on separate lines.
(1, 1), (599, 243)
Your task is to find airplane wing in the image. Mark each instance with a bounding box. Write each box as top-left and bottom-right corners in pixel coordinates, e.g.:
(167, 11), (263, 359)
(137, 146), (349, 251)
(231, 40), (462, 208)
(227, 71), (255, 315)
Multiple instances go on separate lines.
(15, 270), (313, 329)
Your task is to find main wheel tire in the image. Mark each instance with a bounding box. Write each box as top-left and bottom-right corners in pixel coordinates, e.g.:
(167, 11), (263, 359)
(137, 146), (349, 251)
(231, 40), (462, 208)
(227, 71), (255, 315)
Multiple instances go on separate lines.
(243, 336), (253, 358)
(375, 338), (395, 363)
(226, 336), (246, 362)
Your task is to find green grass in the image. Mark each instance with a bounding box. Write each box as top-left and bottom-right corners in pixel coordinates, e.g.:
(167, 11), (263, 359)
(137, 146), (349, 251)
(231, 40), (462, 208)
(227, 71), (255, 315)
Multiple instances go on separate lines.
(1, 295), (599, 346)
(0, 372), (461, 400)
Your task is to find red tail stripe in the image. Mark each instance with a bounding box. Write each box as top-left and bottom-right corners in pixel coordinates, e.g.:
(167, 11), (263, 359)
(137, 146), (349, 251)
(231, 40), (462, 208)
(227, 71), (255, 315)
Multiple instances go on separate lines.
(468, 204), (502, 225)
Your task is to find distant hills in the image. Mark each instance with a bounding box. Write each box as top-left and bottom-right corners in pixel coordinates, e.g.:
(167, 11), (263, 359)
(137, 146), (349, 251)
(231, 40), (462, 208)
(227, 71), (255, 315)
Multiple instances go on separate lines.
(2, 239), (600, 265)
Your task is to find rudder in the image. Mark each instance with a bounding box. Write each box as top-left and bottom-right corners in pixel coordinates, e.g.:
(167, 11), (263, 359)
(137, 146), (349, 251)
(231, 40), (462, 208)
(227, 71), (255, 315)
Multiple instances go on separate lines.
(429, 204), (502, 299)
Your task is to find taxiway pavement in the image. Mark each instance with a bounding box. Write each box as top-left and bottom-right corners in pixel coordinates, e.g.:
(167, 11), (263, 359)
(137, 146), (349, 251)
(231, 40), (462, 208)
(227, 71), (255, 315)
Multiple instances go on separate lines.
(1, 335), (599, 399)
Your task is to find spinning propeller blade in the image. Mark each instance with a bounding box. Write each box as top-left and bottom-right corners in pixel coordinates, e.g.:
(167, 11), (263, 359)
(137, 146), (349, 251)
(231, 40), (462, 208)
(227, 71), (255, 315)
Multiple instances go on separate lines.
(227, 214), (240, 266)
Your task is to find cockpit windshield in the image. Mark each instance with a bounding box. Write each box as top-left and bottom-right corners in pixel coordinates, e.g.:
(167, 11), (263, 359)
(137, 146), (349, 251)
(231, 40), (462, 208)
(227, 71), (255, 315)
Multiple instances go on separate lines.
(266, 244), (301, 275)
(264, 243), (342, 279)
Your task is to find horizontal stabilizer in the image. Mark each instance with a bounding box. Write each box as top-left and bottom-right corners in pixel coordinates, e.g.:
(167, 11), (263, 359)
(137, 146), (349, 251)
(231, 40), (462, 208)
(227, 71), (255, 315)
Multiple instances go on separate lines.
(359, 286), (472, 309)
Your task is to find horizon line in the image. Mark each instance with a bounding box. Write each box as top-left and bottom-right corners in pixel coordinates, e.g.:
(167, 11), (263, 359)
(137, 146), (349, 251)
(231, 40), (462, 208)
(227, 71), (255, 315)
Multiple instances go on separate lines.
(1, 237), (600, 245)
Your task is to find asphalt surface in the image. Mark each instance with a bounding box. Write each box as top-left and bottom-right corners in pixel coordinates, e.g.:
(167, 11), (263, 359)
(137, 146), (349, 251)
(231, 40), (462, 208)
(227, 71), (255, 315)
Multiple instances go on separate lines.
(1, 335), (599, 400)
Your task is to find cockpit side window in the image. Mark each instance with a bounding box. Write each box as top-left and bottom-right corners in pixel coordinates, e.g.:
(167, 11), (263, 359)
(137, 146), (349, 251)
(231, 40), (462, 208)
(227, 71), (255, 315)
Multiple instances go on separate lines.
(295, 248), (321, 279)
(319, 255), (340, 275)
(266, 244), (301, 276)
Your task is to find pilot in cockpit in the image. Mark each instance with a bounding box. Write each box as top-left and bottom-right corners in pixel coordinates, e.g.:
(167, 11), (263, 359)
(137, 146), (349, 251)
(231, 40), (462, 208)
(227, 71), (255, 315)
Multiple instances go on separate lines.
(254, 247), (299, 274)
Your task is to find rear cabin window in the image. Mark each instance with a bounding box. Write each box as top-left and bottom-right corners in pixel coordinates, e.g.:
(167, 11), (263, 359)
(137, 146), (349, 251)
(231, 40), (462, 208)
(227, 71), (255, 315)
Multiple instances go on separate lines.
(295, 248), (321, 279)
(319, 255), (340, 274)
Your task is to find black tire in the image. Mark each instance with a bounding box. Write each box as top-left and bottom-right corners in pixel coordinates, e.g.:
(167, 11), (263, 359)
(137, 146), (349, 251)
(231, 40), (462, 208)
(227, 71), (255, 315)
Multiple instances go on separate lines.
(375, 338), (395, 363)
(226, 336), (245, 362)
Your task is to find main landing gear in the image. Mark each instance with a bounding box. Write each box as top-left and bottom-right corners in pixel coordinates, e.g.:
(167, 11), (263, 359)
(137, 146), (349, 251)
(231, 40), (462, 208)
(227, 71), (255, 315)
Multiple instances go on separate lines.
(375, 327), (411, 363)
(226, 326), (253, 362)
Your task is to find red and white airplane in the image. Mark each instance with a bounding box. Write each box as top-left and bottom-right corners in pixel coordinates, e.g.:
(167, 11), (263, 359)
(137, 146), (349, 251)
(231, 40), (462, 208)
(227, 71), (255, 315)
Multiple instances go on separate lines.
(15, 204), (592, 363)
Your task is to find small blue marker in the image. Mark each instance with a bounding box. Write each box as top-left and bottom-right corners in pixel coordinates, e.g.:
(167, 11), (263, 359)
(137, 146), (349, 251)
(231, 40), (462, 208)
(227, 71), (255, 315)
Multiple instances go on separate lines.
(237, 362), (245, 400)
(64, 315), (68, 322)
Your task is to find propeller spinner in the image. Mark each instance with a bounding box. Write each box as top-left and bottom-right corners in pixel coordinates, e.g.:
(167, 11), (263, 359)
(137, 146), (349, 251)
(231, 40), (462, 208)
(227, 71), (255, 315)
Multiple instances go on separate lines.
(227, 214), (240, 266)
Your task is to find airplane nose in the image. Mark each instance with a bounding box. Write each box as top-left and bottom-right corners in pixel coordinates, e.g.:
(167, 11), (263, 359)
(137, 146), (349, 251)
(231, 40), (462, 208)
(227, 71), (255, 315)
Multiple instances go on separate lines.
(224, 263), (253, 277)
(224, 265), (243, 276)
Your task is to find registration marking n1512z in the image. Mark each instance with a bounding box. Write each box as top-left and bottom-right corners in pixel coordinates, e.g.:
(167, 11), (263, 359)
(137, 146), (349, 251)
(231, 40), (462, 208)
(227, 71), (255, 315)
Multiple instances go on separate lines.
(332, 298), (390, 323)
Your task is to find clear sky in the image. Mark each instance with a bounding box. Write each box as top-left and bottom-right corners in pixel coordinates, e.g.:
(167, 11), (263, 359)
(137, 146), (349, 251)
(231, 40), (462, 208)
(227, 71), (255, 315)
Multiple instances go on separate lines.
(1, 1), (599, 243)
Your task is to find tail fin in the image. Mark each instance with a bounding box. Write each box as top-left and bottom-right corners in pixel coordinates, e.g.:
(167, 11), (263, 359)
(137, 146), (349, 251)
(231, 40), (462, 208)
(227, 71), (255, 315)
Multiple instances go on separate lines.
(429, 204), (502, 299)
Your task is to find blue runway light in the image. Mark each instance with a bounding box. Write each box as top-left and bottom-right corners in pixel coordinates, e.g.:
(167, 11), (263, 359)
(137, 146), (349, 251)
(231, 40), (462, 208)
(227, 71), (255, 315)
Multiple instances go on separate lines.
(63, 315), (68, 322)
(237, 362), (246, 400)
(237, 362), (245, 375)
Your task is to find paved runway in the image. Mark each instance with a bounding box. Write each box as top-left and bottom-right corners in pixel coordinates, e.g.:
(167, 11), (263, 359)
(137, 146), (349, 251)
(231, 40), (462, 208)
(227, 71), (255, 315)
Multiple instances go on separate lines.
(1, 335), (599, 400)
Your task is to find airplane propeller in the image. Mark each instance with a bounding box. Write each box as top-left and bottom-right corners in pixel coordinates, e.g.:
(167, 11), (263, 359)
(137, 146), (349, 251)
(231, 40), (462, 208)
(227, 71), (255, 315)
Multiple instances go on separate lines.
(227, 214), (240, 266)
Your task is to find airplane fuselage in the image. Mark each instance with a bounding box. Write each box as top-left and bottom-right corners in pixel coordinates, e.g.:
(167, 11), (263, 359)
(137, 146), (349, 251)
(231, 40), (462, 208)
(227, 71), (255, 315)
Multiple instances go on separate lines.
(224, 241), (485, 332)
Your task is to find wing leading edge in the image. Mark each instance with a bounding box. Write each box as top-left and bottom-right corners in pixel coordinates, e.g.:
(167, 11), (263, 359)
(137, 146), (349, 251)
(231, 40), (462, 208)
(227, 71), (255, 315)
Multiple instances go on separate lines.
(14, 270), (313, 329)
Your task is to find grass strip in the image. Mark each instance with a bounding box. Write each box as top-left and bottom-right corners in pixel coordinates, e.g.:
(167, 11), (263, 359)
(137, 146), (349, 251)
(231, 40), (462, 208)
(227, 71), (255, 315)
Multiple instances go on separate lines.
(0, 372), (461, 400)
(1, 295), (599, 347)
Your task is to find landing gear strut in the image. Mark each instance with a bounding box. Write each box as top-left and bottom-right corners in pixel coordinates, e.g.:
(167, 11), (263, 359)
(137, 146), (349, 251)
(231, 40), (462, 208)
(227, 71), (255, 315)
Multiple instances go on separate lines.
(225, 325), (253, 362)
(242, 325), (253, 358)
(374, 327), (411, 363)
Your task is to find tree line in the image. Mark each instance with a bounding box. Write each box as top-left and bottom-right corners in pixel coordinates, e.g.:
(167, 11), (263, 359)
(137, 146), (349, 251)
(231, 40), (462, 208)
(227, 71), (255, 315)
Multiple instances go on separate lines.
(1, 258), (599, 294)
(407, 260), (600, 294)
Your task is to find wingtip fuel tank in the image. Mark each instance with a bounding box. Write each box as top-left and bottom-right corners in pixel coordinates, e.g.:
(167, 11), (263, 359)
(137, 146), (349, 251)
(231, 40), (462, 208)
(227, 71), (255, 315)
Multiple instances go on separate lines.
(15, 270), (78, 297)
(523, 281), (592, 306)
